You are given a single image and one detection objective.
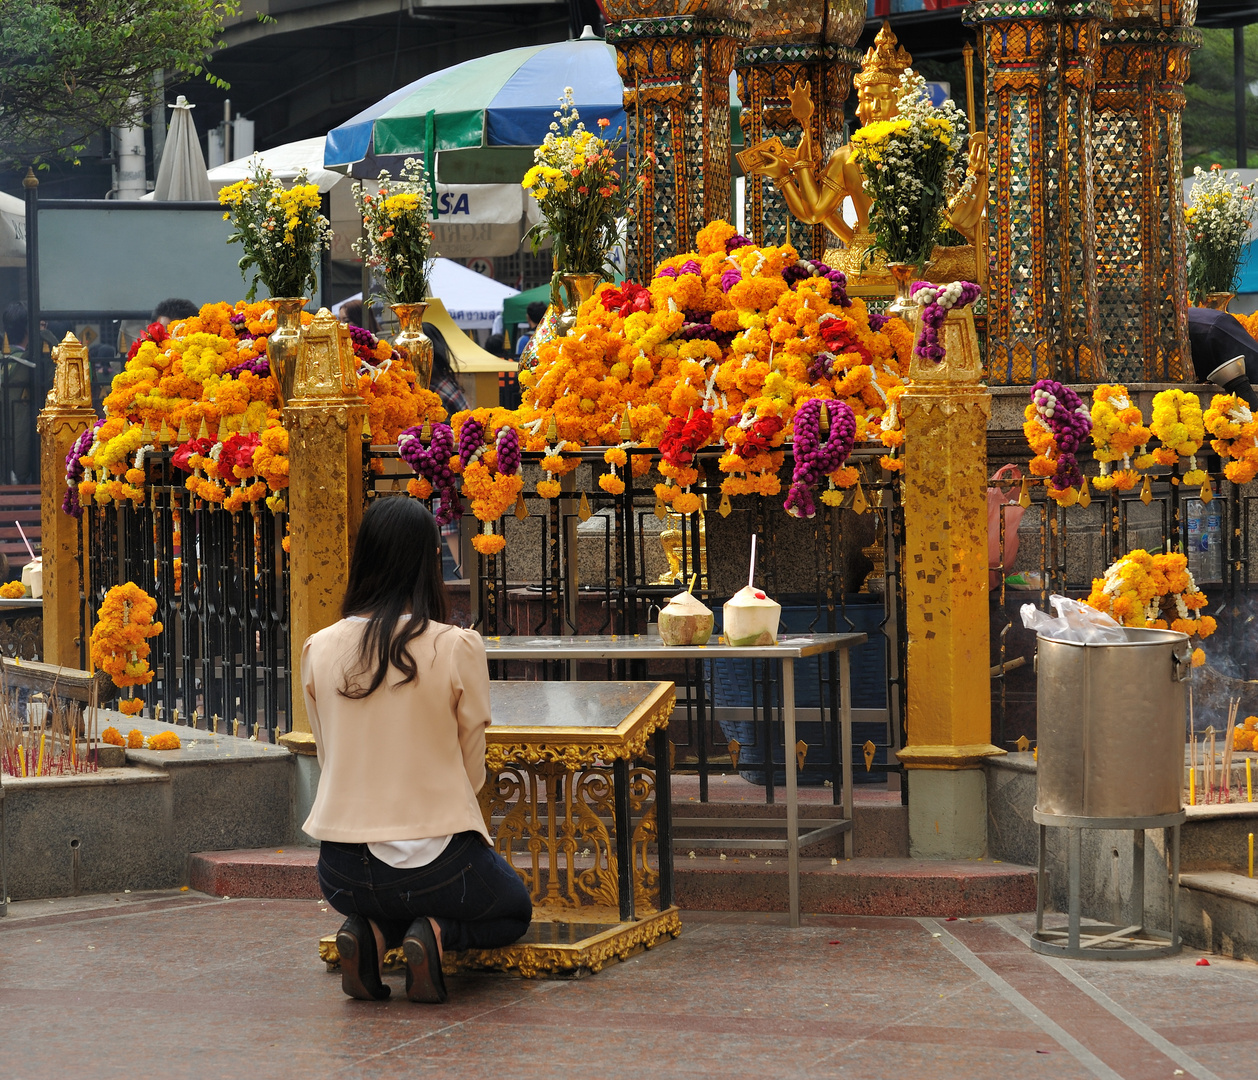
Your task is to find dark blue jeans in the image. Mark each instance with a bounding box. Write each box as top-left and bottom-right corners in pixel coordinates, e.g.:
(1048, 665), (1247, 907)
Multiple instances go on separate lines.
(317, 832), (532, 953)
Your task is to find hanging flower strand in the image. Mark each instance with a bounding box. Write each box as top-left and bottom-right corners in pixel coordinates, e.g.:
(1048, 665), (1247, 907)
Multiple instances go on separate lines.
(1025, 379), (1092, 506)
(909, 280), (981, 363)
(398, 422), (462, 524)
(784, 399), (857, 519)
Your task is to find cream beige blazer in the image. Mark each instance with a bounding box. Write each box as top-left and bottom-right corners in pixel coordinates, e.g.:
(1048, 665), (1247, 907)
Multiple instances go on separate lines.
(300, 618), (492, 844)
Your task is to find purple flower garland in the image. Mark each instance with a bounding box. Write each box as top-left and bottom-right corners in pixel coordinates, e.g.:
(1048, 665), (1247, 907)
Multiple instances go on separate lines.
(398, 422), (462, 525)
(1031, 379), (1092, 492)
(495, 425), (521, 476)
(62, 419), (103, 518)
(784, 399), (857, 520)
(908, 280), (981, 363)
(225, 356), (270, 378)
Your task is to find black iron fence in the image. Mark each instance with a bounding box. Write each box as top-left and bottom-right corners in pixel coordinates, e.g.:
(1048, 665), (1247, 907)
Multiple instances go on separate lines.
(83, 447), (291, 738)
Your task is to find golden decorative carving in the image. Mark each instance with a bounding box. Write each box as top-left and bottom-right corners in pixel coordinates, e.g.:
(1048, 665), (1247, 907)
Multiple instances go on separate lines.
(319, 906), (683, 979)
(484, 684), (676, 769)
(43, 332), (93, 412)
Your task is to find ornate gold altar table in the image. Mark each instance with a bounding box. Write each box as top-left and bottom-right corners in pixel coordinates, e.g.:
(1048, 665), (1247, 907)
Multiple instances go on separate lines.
(321, 679), (679, 979)
(482, 633), (866, 927)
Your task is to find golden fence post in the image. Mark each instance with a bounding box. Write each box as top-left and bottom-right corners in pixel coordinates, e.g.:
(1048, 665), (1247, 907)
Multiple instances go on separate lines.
(896, 307), (1005, 858)
(37, 333), (95, 669)
(279, 309), (365, 741)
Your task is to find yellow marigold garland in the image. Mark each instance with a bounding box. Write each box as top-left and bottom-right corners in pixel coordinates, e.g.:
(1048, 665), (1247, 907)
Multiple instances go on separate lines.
(1090, 385), (1152, 491)
(1150, 389), (1207, 484)
(0, 581), (25, 599)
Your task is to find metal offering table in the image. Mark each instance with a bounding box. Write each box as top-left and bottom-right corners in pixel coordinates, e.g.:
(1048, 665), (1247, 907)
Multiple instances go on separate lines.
(482, 633), (867, 927)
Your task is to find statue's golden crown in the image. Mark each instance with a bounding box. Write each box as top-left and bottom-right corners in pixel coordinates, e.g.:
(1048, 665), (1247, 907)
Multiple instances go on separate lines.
(854, 22), (913, 89)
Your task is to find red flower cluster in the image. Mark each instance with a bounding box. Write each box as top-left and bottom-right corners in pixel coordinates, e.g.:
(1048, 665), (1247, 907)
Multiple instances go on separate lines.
(735, 415), (785, 459)
(126, 321), (168, 361)
(171, 438), (214, 474)
(659, 409), (713, 469)
(219, 432), (262, 478)
(600, 281), (652, 318)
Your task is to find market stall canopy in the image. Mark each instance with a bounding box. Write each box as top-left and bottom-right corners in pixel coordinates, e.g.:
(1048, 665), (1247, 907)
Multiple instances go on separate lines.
(342, 257), (520, 331)
(0, 191), (24, 268)
(152, 97), (213, 202)
(201, 137), (538, 260)
(324, 31), (629, 185)
(504, 283), (552, 329)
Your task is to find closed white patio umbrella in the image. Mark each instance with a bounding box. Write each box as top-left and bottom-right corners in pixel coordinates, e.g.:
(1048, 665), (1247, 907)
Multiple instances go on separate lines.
(152, 96), (213, 202)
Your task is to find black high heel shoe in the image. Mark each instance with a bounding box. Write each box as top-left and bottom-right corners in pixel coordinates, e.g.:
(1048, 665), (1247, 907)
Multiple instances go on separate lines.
(402, 917), (448, 1003)
(336, 915), (391, 1000)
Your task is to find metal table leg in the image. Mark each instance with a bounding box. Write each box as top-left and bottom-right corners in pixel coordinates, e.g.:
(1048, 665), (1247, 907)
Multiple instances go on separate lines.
(1068, 826), (1081, 953)
(654, 725), (674, 910)
(613, 757), (634, 922)
(1131, 829), (1145, 931)
(783, 657), (800, 927)
(839, 646), (853, 860)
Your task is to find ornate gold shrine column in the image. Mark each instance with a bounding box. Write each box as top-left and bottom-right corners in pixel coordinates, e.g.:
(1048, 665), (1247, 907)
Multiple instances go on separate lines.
(281, 310), (366, 738)
(37, 333), (96, 669)
(1092, 1), (1200, 382)
(733, 0), (863, 258)
(604, 0), (747, 281)
(965, 0), (1110, 385)
(896, 311), (1005, 858)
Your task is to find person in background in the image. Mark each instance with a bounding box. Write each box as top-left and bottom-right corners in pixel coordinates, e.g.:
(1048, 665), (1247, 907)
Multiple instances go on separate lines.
(513, 301), (548, 360)
(338, 299), (364, 326)
(152, 298), (198, 327)
(303, 498), (532, 1002)
(1, 302), (35, 483)
(424, 321), (469, 579)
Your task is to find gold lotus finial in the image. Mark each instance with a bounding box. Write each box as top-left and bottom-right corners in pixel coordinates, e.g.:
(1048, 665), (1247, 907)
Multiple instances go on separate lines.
(854, 22), (913, 90)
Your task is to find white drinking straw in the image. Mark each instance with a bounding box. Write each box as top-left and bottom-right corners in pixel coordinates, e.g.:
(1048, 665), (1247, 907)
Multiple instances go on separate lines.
(748, 534), (757, 589)
(15, 520), (34, 561)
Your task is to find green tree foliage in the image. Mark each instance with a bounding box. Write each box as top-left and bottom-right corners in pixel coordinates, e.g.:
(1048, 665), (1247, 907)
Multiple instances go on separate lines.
(1183, 25), (1258, 173)
(0, 0), (240, 163)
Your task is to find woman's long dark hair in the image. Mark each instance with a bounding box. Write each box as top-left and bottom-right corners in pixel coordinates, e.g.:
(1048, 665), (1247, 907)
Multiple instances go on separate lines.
(338, 497), (449, 699)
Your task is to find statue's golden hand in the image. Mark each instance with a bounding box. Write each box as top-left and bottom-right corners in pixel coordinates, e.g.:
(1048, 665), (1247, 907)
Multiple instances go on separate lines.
(757, 151), (794, 181)
(787, 80), (814, 125)
(944, 133), (988, 243)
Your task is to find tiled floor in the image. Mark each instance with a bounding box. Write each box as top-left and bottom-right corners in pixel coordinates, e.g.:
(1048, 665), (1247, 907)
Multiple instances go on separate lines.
(1, 891), (1253, 1079)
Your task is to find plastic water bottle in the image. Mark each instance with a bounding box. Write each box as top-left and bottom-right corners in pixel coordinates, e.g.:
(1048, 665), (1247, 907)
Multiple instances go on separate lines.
(1186, 499), (1222, 583)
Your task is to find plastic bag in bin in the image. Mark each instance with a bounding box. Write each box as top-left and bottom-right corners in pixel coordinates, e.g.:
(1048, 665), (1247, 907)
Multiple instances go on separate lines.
(1020, 594), (1126, 644)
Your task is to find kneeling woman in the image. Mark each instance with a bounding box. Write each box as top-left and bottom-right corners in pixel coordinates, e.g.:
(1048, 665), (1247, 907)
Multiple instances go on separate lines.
(302, 498), (531, 1002)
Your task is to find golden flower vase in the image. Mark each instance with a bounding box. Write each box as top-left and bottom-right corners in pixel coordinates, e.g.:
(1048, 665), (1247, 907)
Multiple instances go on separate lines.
(556, 273), (602, 337)
(391, 302), (433, 390)
(266, 297), (308, 408)
(1198, 292), (1235, 313)
(885, 261), (933, 328)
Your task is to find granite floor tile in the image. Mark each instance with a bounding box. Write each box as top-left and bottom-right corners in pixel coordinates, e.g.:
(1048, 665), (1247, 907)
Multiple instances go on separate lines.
(1, 893), (1251, 1080)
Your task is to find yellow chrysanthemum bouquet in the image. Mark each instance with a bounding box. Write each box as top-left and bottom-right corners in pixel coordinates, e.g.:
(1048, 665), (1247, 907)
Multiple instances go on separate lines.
(352, 157), (435, 304)
(219, 157), (332, 300)
(848, 71), (966, 266)
(523, 88), (637, 274)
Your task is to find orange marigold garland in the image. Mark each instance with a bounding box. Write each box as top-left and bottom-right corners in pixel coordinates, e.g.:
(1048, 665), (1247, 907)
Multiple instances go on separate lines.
(1085, 549), (1216, 638)
(89, 582), (163, 688)
(1203, 392), (1258, 485)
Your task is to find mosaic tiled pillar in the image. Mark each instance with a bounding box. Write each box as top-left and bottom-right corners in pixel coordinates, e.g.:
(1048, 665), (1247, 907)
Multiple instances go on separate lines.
(736, 43), (860, 258)
(607, 13), (746, 280)
(966, 1), (1110, 385)
(1092, 15), (1200, 382)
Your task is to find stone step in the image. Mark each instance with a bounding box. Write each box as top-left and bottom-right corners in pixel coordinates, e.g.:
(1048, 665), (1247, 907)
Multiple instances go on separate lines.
(1179, 871), (1258, 963)
(188, 847), (1036, 917)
